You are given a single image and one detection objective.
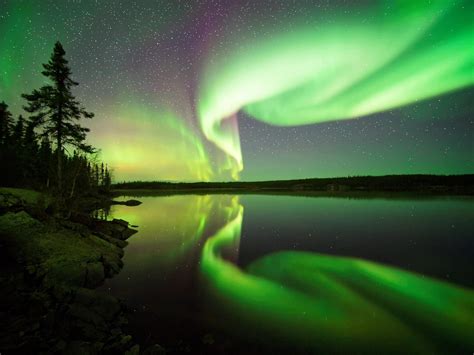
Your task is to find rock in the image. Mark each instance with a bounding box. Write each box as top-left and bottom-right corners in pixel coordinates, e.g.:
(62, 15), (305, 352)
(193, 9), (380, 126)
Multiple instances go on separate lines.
(67, 303), (106, 328)
(125, 344), (140, 355)
(64, 340), (96, 355)
(92, 341), (105, 353)
(73, 288), (97, 304)
(93, 220), (137, 241)
(58, 220), (90, 237)
(74, 320), (107, 341)
(45, 263), (87, 289)
(112, 218), (129, 228)
(95, 232), (128, 248)
(120, 335), (133, 346)
(202, 333), (215, 345)
(0, 192), (24, 210)
(0, 211), (42, 232)
(0, 190), (137, 353)
(102, 257), (123, 277)
(55, 339), (67, 351)
(50, 285), (74, 302)
(118, 227), (137, 241)
(143, 344), (167, 355)
(91, 296), (121, 322)
(111, 328), (122, 336)
(42, 309), (55, 326)
(102, 333), (134, 354)
(74, 288), (121, 321)
(84, 263), (105, 288)
(69, 212), (95, 228)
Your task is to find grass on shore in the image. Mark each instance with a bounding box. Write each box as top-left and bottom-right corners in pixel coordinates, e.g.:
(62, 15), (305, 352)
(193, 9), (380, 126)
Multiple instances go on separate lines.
(0, 187), (51, 206)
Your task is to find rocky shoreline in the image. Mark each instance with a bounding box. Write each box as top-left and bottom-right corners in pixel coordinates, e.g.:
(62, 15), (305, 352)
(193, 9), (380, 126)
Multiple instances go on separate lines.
(0, 188), (162, 354)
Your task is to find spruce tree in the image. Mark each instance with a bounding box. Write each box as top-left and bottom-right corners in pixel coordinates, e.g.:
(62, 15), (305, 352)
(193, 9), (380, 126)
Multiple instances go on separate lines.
(0, 101), (13, 185)
(9, 116), (25, 183)
(104, 165), (112, 192)
(0, 101), (13, 146)
(12, 115), (25, 143)
(94, 164), (100, 188)
(38, 137), (52, 188)
(22, 41), (95, 195)
(100, 162), (105, 187)
(23, 121), (39, 184)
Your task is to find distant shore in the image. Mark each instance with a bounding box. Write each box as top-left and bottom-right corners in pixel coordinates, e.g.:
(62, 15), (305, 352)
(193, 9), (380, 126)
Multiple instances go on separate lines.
(113, 174), (474, 196)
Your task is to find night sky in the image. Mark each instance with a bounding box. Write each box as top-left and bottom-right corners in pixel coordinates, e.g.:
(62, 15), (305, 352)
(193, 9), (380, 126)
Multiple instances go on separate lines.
(1, 0), (473, 181)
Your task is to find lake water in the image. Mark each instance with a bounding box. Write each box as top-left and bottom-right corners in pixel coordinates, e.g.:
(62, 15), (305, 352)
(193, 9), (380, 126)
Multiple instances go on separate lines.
(100, 194), (474, 353)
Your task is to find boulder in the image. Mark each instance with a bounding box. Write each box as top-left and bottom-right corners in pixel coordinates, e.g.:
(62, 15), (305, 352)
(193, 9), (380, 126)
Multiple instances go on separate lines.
(84, 263), (105, 288)
(67, 303), (106, 329)
(73, 288), (121, 321)
(102, 257), (123, 277)
(143, 344), (166, 355)
(94, 232), (128, 248)
(93, 220), (137, 241)
(0, 192), (24, 211)
(125, 344), (140, 355)
(112, 218), (129, 228)
(64, 340), (100, 355)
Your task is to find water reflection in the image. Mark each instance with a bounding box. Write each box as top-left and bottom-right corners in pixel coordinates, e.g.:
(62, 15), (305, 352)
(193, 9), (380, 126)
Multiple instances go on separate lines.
(201, 213), (474, 353)
(101, 195), (241, 318)
(103, 194), (474, 353)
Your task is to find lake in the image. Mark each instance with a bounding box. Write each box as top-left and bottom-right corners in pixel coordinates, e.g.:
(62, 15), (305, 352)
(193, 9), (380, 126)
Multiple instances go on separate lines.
(100, 194), (474, 353)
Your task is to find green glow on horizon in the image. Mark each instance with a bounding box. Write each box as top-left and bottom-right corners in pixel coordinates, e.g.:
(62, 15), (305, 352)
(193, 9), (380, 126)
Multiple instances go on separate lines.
(198, 1), (474, 178)
(200, 200), (474, 352)
(90, 103), (214, 181)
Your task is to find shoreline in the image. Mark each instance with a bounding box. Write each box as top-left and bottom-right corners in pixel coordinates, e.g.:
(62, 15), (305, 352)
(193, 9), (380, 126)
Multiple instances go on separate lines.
(0, 188), (159, 354)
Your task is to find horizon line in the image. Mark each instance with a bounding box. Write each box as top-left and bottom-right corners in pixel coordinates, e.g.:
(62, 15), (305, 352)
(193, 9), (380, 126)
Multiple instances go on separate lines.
(112, 173), (474, 185)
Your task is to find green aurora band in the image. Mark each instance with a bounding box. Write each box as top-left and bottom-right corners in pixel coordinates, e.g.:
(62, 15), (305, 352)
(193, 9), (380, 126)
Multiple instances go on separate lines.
(198, 1), (474, 178)
(200, 199), (474, 352)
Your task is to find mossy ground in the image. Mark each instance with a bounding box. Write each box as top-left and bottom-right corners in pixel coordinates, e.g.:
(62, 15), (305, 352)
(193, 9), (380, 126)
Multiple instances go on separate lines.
(0, 188), (151, 354)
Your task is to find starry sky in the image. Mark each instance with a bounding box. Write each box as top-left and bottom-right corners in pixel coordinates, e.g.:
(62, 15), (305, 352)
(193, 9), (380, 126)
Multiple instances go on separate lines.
(1, 0), (473, 181)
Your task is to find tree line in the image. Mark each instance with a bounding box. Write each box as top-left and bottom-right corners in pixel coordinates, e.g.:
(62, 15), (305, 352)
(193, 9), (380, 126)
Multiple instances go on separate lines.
(113, 174), (474, 194)
(0, 41), (111, 199)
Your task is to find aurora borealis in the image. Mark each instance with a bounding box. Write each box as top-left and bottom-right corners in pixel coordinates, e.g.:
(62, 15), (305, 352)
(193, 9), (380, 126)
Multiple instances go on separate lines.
(1, 1), (473, 180)
(2, 2), (474, 352)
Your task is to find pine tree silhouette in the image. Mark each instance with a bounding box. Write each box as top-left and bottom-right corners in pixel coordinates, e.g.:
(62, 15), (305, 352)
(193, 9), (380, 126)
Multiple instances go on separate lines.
(22, 41), (95, 195)
(0, 101), (13, 146)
